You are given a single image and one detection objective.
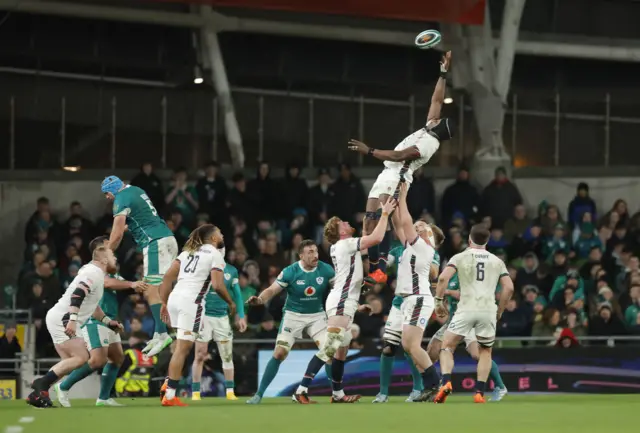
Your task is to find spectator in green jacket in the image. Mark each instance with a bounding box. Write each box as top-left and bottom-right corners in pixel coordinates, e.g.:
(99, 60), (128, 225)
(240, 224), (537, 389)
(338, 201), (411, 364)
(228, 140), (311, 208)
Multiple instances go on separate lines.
(624, 285), (640, 330)
(543, 223), (570, 262)
(549, 269), (585, 303)
(574, 222), (603, 259)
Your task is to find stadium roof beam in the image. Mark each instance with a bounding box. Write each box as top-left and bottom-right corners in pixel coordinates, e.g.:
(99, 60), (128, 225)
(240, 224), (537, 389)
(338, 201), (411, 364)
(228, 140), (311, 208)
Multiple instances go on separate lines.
(3, 0), (640, 63)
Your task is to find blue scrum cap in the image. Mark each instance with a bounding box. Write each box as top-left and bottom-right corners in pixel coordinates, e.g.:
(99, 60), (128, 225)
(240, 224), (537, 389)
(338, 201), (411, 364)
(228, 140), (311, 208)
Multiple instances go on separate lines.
(101, 176), (124, 195)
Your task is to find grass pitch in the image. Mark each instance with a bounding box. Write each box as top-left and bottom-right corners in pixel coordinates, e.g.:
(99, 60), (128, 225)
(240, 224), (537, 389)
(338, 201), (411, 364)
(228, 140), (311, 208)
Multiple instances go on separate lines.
(1, 395), (637, 433)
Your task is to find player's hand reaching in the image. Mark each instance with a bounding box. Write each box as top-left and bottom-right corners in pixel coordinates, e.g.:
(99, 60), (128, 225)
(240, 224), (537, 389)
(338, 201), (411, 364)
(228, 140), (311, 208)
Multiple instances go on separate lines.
(160, 304), (171, 325)
(235, 317), (247, 333)
(357, 304), (373, 316)
(347, 139), (370, 155)
(131, 281), (149, 293)
(246, 296), (264, 306)
(380, 196), (398, 216)
(65, 320), (77, 338)
(441, 51), (452, 72)
(107, 320), (125, 334)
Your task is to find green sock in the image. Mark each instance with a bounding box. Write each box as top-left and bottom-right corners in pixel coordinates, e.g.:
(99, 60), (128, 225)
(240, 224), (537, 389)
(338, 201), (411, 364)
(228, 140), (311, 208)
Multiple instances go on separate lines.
(405, 351), (424, 391)
(98, 362), (120, 401)
(150, 303), (168, 334)
(60, 362), (94, 391)
(225, 380), (234, 390)
(324, 364), (332, 385)
(257, 358), (281, 397)
(192, 382), (201, 393)
(490, 360), (505, 389)
(379, 353), (394, 395)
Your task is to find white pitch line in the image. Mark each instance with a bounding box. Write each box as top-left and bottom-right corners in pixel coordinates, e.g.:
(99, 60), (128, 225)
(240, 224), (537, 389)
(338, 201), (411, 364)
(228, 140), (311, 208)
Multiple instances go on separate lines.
(18, 418), (34, 424)
(5, 426), (23, 433)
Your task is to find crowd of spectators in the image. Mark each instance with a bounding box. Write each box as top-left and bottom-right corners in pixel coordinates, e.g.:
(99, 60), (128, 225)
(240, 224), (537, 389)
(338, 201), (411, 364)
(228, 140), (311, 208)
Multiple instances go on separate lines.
(5, 161), (640, 362)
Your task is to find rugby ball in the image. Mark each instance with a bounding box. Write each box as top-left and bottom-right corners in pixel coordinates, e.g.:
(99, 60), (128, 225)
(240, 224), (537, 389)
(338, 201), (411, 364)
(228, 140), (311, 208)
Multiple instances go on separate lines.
(415, 29), (441, 50)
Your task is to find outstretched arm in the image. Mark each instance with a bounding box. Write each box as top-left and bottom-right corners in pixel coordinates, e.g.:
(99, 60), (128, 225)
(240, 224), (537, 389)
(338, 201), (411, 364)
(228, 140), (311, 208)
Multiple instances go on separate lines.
(108, 215), (126, 251)
(348, 139), (421, 162)
(360, 198), (397, 250)
(247, 280), (283, 306)
(427, 51), (451, 123)
(398, 183), (418, 243)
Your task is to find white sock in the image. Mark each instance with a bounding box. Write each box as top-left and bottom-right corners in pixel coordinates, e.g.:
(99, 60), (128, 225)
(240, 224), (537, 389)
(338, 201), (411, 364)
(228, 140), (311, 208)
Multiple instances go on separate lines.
(296, 385), (308, 394)
(165, 387), (176, 399)
(333, 389), (345, 398)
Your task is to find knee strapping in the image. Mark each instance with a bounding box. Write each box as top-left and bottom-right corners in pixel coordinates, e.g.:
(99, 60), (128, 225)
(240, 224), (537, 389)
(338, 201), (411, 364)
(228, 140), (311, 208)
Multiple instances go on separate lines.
(365, 211), (381, 221)
(383, 329), (402, 346)
(440, 347), (454, 353)
(216, 340), (234, 369)
(317, 328), (345, 362)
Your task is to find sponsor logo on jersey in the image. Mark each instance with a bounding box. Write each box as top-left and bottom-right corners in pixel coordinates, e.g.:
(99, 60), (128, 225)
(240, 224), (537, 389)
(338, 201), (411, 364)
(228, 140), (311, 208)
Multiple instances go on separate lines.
(420, 317), (427, 325)
(103, 339), (109, 344)
(224, 273), (231, 280)
(316, 277), (324, 285)
(304, 286), (316, 297)
(296, 280), (305, 285)
(283, 327), (292, 333)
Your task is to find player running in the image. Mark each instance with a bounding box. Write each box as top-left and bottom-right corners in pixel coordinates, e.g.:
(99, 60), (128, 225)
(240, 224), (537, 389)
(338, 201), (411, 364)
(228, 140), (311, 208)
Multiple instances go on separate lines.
(427, 273), (509, 401)
(192, 255), (246, 401)
(101, 175), (179, 357)
(375, 205), (444, 404)
(158, 224), (235, 406)
(54, 236), (147, 408)
(433, 224), (514, 404)
(246, 240), (336, 404)
(293, 198), (397, 404)
(28, 246), (123, 408)
(347, 51), (453, 286)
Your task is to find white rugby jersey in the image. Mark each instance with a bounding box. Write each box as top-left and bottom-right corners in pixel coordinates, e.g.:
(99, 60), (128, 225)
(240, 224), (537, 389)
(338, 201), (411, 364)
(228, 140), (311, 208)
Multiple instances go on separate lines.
(396, 236), (435, 296)
(329, 237), (364, 303)
(50, 263), (105, 325)
(447, 248), (508, 313)
(173, 244), (225, 302)
(382, 128), (440, 183)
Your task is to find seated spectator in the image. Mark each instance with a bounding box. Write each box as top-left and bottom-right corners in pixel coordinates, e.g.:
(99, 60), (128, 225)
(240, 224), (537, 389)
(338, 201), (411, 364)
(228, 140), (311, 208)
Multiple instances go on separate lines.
(564, 308), (587, 338)
(62, 201), (94, 245)
(532, 307), (561, 345)
(497, 299), (530, 337)
(567, 183), (596, 228)
(543, 223), (570, 262)
(167, 209), (190, 248)
(487, 228), (508, 253)
(27, 282), (51, 321)
(503, 204), (531, 243)
(442, 227), (467, 260)
(588, 302), (627, 342)
(515, 252), (539, 293)
(555, 328), (580, 349)
(601, 199), (630, 228)
(509, 222), (543, 259)
(18, 261), (61, 309)
(572, 211), (597, 244)
(0, 323), (22, 362)
(574, 222), (603, 259)
(621, 284), (640, 316)
(540, 204), (564, 237)
(580, 246), (603, 281)
(615, 255), (639, 294)
(24, 228), (57, 265)
(124, 302), (155, 337)
(24, 197), (60, 245)
(550, 250), (569, 279)
(480, 166), (523, 229)
(550, 270), (584, 304)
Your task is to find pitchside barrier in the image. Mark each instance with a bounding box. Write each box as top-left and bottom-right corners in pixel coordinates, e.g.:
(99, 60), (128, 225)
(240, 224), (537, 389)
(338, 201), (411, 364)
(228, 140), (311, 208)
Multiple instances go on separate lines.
(5, 336), (640, 400)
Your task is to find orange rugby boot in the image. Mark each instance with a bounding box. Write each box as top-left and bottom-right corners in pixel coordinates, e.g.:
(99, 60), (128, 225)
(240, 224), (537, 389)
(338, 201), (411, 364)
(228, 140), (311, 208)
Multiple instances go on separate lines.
(473, 393), (486, 404)
(162, 396), (188, 407)
(368, 269), (388, 285)
(433, 382), (453, 404)
(160, 379), (168, 401)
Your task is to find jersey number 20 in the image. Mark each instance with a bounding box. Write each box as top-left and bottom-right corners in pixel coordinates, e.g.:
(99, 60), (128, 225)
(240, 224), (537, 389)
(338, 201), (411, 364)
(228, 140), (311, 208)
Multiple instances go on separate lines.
(475, 262), (485, 281)
(185, 255), (200, 273)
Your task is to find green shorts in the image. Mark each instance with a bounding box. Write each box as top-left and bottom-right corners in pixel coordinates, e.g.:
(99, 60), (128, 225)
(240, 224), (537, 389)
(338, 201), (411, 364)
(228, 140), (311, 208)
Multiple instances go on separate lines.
(143, 236), (179, 284)
(82, 323), (122, 350)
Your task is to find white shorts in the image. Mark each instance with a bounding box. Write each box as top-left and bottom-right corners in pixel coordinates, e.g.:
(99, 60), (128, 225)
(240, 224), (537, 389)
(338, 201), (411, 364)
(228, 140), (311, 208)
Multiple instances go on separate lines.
(368, 169), (412, 199)
(197, 315), (233, 343)
(144, 236), (179, 281)
(167, 293), (203, 342)
(383, 305), (403, 343)
(46, 309), (76, 345)
(276, 311), (327, 349)
(400, 295), (434, 330)
(326, 292), (358, 321)
(82, 322), (122, 350)
(433, 318), (477, 347)
(447, 310), (496, 346)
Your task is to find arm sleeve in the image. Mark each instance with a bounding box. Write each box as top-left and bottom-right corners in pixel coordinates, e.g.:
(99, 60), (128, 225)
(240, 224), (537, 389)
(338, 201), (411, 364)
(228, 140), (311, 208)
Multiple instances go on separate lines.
(446, 254), (459, 270)
(211, 250), (225, 272)
(498, 259), (509, 278)
(112, 195), (130, 217)
(276, 266), (292, 288)
(344, 237), (361, 254)
(230, 269), (244, 318)
(432, 251), (441, 268)
(177, 251), (188, 263)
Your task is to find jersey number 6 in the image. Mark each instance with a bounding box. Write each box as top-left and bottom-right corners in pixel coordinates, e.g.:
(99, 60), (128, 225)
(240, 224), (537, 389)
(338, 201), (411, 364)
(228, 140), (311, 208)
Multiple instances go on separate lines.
(475, 262), (485, 281)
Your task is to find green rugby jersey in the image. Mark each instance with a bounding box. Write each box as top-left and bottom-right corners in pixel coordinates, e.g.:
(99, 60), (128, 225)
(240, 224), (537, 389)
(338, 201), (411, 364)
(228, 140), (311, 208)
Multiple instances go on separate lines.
(390, 248), (441, 310)
(84, 273), (122, 328)
(204, 264), (245, 318)
(113, 185), (173, 248)
(276, 261), (335, 314)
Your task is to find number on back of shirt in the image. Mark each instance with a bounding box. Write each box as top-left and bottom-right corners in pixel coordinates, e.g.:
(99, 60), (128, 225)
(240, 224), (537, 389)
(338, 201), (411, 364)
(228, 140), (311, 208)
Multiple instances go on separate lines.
(185, 255), (199, 273)
(476, 262), (485, 281)
(141, 193), (158, 216)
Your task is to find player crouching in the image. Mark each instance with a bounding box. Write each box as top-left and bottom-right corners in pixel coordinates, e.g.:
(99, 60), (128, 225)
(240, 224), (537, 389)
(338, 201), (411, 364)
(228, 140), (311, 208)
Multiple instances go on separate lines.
(433, 224), (514, 404)
(293, 198), (397, 404)
(158, 224), (236, 407)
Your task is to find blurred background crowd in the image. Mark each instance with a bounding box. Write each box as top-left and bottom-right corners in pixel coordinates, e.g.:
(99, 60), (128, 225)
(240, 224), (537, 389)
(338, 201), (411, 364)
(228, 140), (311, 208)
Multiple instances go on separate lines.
(5, 160), (640, 371)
